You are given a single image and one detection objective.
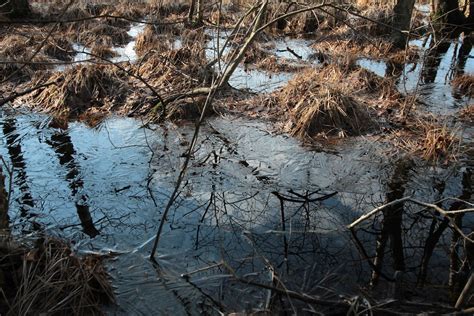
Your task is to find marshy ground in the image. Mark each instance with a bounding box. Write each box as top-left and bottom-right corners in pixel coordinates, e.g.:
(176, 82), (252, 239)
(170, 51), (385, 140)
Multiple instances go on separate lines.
(0, 0), (473, 315)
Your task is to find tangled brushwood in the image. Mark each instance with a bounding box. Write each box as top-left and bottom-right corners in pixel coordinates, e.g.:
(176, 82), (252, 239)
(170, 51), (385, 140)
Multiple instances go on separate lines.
(0, 237), (114, 315)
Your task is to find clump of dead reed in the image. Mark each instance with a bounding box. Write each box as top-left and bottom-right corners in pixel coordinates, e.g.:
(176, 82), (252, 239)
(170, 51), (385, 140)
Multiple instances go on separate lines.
(91, 43), (117, 59)
(452, 74), (474, 97)
(127, 34), (213, 120)
(0, 34), (53, 82)
(147, 0), (189, 16)
(420, 123), (460, 163)
(352, 4), (393, 36)
(79, 23), (131, 46)
(28, 64), (128, 119)
(312, 30), (393, 62)
(459, 105), (474, 122)
(166, 95), (214, 120)
(42, 36), (74, 61)
(134, 25), (177, 57)
(271, 65), (377, 139)
(1, 237), (114, 315)
(390, 117), (461, 164)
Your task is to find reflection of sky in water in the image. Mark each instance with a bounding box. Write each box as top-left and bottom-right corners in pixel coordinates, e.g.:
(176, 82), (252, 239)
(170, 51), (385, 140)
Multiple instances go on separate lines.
(111, 23), (146, 63)
(229, 67), (293, 93)
(356, 58), (387, 77)
(273, 37), (315, 61)
(205, 30), (316, 93)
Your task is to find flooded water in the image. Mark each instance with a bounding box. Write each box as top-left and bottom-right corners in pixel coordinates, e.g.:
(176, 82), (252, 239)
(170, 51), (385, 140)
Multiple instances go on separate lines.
(205, 29), (314, 92)
(356, 34), (474, 115)
(1, 107), (471, 314)
(111, 23), (146, 63)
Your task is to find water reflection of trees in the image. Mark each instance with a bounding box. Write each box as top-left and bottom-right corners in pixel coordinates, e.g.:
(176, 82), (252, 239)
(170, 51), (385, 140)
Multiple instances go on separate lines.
(47, 127), (99, 237)
(2, 118), (34, 218)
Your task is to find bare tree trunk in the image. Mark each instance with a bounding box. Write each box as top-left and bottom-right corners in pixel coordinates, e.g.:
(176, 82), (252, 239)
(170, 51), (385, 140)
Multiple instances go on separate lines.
(432, 0), (466, 33)
(391, 0), (416, 48)
(0, 166), (8, 230)
(188, 0), (196, 24)
(197, 0), (204, 22)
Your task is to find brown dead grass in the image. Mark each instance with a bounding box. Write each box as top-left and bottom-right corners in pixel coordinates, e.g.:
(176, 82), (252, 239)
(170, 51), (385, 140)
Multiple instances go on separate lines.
(127, 35), (213, 119)
(452, 74), (474, 97)
(91, 43), (117, 59)
(459, 105), (474, 122)
(0, 34), (53, 82)
(1, 237), (114, 316)
(352, 4), (393, 36)
(390, 117), (461, 164)
(312, 29), (393, 62)
(27, 64), (128, 119)
(134, 25), (177, 57)
(269, 65), (382, 139)
(42, 36), (74, 61)
(79, 23), (131, 46)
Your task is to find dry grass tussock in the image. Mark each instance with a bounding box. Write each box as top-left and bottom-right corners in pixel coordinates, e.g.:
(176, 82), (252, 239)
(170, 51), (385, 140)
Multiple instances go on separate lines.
(269, 64), (382, 139)
(459, 105), (474, 122)
(352, 3), (393, 36)
(312, 26), (393, 60)
(91, 43), (117, 59)
(42, 35), (74, 61)
(134, 24), (182, 57)
(26, 64), (128, 119)
(127, 37), (213, 119)
(0, 237), (114, 315)
(390, 117), (461, 164)
(78, 23), (131, 46)
(0, 34), (53, 82)
(452, 74), (474, 97)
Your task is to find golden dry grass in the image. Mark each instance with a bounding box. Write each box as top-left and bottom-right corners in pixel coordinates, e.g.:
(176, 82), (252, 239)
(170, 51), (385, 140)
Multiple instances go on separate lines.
(0, 34), (53, 82)
(91, 43), (117, 59)
(390, 117), (461, 164)
(79, 23), (131, 46)
(134, 25), (177, 57)
(269, 65), (380, 139)
(27, 64), (128, 119)
(459, 104), (474, 122)
(127, 34), (213, 119)
(1, 237), (114, 316)
(452, 74), (474, 97)
(312, 28), (393, 61)
(42, 36), (74, 61)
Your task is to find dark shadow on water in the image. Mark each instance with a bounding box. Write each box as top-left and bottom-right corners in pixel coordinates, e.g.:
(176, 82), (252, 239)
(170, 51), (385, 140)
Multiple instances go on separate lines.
(46, 127), (99, 237)
(2, 118), (34, 217)
(421, 40), (451, 84)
